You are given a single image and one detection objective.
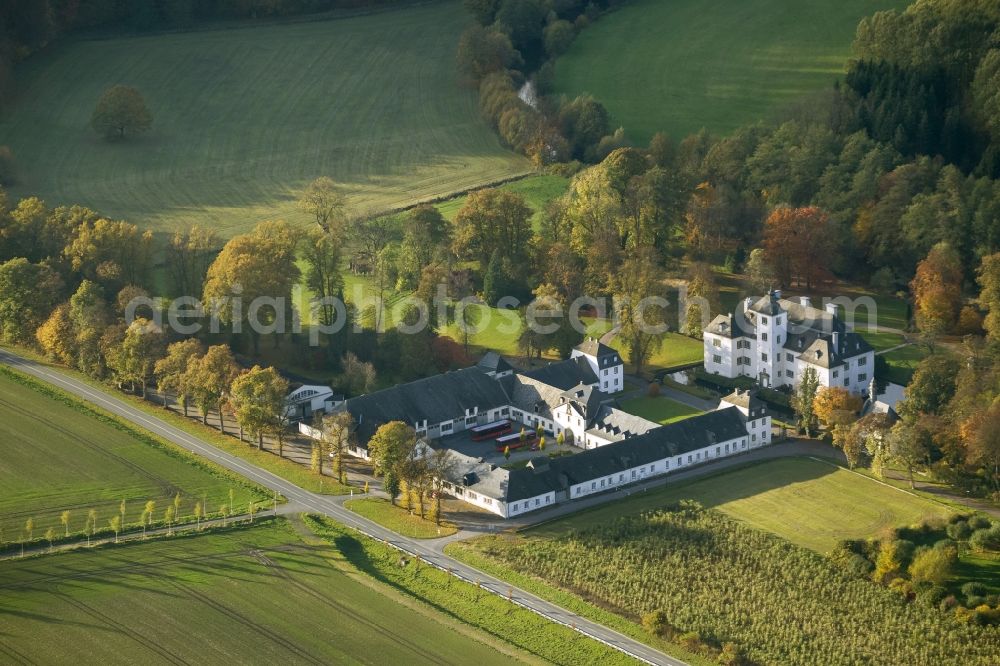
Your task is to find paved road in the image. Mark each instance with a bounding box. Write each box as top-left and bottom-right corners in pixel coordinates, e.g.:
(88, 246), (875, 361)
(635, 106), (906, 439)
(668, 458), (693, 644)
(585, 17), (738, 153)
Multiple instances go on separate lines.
(0, 349), (681, 666)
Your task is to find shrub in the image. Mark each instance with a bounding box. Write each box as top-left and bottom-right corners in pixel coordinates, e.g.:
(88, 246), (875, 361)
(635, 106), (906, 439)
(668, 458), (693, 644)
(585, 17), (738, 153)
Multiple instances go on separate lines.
(970, 525), (1000, 553)
(917, 585), (949, 609)
(962, 582), (988, 599)
(908, 544), (957, 584)
(641, 608), (671, 637)
(946, 520), (973, 541)
(968, 515), (992, 530)
(646, 382), (660, 397)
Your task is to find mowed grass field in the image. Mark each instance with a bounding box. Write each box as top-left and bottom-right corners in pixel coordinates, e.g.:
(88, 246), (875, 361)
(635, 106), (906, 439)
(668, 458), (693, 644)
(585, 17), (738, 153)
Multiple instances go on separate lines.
(554, 0), (908, 141)
(0, 520), (526, 665)
(536, 457), (952, 553)
(0, 368), (264, 538)
(0, 3), (528, 237)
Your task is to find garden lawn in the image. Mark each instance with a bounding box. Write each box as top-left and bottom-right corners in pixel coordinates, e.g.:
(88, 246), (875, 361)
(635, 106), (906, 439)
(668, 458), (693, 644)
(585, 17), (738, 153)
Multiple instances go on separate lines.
(618, 396), (702, 424)
(440, 303), (528, 357)
(878, 343), (930, 385)
(533, 457), (952, 554)
(0, 3), (527, 238)
(610, 332), (704, 372)
(859, 329), (906, 352)
(0, 518), (531, 665)
(344, 497), (457, 539)
(553, 0), (908, 141)
(0, 366), (267, 539)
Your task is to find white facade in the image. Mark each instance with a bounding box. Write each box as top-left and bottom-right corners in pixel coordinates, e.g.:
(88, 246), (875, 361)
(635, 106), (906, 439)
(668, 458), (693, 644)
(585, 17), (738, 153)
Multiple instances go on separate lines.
(571, 340), (624, 393)
(704, 293), (876, 396)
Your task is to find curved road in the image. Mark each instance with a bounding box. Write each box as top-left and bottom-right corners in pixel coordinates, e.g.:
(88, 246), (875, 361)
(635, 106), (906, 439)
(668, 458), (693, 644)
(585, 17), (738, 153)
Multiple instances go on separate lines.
(0, 349), (681, 666)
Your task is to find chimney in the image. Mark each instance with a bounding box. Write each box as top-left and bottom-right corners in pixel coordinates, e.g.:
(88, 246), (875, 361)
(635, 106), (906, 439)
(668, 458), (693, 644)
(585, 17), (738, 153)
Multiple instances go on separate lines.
(800, 296), (811, 308)
(744, 297), (753, 311)
(825, 302), (838, 317)
(773, 289), (782, 300)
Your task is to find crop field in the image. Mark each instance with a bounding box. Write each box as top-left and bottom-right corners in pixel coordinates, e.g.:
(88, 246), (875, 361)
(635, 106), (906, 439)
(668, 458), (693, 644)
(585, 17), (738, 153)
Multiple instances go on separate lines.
(553, 0), (908, 141)
(452, 501), (997, 665)
(0, 3), (528, 238)
(0, 367), (265, 539)
(0, 519), (530, 665)
(535, 458), (952, 553)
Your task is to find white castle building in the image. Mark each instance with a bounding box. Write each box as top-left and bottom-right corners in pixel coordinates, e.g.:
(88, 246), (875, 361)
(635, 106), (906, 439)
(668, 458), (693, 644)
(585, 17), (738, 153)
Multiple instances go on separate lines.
(703, 291), (875, 395)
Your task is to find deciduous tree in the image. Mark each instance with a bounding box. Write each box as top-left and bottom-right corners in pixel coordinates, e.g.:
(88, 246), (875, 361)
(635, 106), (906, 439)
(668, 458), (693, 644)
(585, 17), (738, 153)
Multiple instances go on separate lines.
(911, 242), (962, 338)
(813, 387), (863, 427)
(154, 338), (204, 411)
(229, 365), (288, 450)
(91, 85), (152, 140)
(299, 177), (346, 233)
(185, 344), (240, 429)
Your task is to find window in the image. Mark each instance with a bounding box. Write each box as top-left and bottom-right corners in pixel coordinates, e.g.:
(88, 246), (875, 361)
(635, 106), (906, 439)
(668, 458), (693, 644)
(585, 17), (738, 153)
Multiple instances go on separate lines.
(696, 452), (701, 460)
(441, 422), (453, 433)
(676, 457), (681, 466)
(786, 353), (793, 362)
(600, 479), (605, 487)
(512, 503), (518, 511)
(761, 332), (768, 342)
(535, 499), (540, 506)
(501, 407), (509, 416)
(651, 463), (656, 471)
(858, 356), (868, 366)
(844, 377), (850, 387)
(833, 370), (839, 378)
(713, 338), (721, 348)
(725, 443), (730, 453)
(465, 416), (476, 425)
(785, 370), (793, 378)
(665, 460), (670, 469)
(468, 491), (477, 500)
(844, 361), (850, 370)
(545, 496), (551, 504)
(574, 488), (580, 495)
(619, 474), (625, 482)
(752, 434), (756, 442)
(859, 373), (867, 382)
(715, 446), (721, 456)
(761, 353), (768, 362)
(761, 316), (768, 325)
(591, 482), (596, 490)
(687, 455), (692, 463)
(713, 354), (722, 364)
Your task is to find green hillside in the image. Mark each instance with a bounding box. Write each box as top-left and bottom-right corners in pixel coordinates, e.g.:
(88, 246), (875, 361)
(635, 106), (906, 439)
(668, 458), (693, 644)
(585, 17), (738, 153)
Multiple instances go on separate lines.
(0, 3), (528, 237)
(554, 0), (908, 141)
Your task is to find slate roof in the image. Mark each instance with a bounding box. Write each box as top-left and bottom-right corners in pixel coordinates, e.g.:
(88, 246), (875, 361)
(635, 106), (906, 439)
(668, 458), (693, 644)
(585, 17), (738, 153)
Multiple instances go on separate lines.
(704, 313), (755, 338)
(586, 405), (661, 443)
(505, 374), (565, 420)
(343, 367), (511, 442)
(575, 337), (618, 359)
(721, 388), (766, 414)
(559, 383), (607, 422)
(749, 293), (782, 315)
(521, 357), (598, 391)
(499, 407), (749, 502)
(477, 351), (513, 375)
(796, 331), (873, 368)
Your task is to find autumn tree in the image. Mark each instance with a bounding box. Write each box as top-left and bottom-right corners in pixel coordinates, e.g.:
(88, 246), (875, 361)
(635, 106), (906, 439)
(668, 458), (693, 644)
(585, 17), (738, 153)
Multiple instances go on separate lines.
(91, 85), (152, 140)
(963, 399), (1000, 492)
(185, 344), (240, 429)
(888, 419), (933, 488)
(426, 448), (457, 525)
(367, 421), (417, 505)
(68, 280), (111, 376)
(977, 252), (1000, 345)
(202, 221), (301, 353)
(106, 317), (165, 398)
(793, 367), (820, 436)
(321, 410), (355, 484)
(612, 247), (667, 375)
(0, 258), (63, 344)
(456, 24), (520, 82)
(813, 387), (863, 427)
(910, 242), (962, 338)
(301, 226), (345, 327)
(744, 248), (774, 293)
(299, 177), (346, 232)
(762, 206), (834, 289)
(36, 303), (76, 364)
(165, 226), (218, 297)
(64, 217), (153, 293)
(230, 365), (288, 451)
(154, 338), (204, 411)
(682, 262), (720, 337)
(453, 188), (532, 269)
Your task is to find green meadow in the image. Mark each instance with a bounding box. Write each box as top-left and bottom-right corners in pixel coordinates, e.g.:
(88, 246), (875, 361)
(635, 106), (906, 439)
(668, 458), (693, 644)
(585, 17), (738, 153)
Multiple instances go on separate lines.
(0, 3), (528, 238)
(554, 0), (908, 141)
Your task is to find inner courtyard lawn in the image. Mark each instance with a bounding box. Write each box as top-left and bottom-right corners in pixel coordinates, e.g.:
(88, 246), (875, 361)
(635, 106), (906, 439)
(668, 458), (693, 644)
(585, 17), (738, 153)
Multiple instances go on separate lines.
(618, 395), (702, 424)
